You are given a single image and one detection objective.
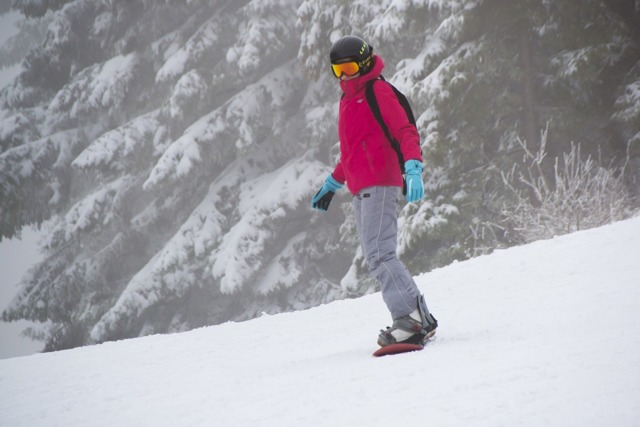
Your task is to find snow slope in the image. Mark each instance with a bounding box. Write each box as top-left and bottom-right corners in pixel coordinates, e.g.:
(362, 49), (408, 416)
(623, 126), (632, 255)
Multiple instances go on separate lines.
(1, 217), (639, 427)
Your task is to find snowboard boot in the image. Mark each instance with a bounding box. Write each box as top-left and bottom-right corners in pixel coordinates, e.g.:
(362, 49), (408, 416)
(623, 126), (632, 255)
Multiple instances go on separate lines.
(377, 295), (437, 347)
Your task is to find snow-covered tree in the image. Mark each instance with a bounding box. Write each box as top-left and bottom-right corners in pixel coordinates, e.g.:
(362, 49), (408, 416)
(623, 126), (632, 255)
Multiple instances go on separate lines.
(392, 0), (640, 266)
(1, 0), (351, 350)
(1, 0), (638, 351)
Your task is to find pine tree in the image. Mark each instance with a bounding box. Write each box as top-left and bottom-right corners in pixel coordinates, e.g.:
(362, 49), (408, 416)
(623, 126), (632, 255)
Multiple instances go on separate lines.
(1, 0), (638, 351)
(1, 0), (353, 350)
(396, 0), (640, 268)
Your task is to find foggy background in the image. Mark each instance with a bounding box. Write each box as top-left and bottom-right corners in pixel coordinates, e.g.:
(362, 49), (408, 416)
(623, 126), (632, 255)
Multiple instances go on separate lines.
(0, 9), (42, 358)
(1, 1), (638, 356)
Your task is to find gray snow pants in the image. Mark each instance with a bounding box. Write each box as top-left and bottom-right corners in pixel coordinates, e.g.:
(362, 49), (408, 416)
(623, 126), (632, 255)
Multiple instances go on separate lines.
(352, 186), (422, 320)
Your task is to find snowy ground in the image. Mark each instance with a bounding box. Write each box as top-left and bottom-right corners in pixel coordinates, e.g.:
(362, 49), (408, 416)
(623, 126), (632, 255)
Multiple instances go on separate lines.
(1, 216), (639, 427)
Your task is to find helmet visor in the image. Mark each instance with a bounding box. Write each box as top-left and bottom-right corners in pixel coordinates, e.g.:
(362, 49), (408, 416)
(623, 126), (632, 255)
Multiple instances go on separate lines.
(331, 61), (360, 78)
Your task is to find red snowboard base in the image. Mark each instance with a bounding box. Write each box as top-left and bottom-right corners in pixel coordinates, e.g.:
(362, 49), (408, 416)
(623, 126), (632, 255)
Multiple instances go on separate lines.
(372, 343), (423, 357)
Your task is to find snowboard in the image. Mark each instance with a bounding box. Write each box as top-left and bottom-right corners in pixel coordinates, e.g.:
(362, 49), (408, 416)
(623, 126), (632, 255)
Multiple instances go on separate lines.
(372, 342), (423, 357)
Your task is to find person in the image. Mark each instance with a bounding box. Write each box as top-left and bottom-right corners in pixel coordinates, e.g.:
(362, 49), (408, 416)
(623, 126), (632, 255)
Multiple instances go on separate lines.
(311, 35), (438, 347)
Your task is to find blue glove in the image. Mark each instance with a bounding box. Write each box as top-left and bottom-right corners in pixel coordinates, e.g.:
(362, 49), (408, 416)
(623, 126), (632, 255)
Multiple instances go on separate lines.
(311, 174), (343, 211)
(404, 160), (424, 203)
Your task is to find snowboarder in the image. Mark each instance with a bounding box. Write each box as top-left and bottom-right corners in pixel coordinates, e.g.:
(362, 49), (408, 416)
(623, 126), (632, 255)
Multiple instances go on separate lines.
(311, 35), (438, 348)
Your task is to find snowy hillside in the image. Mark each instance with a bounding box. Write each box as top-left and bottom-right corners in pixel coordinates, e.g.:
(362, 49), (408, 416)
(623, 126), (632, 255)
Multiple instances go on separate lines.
(1, 217), (639, 427)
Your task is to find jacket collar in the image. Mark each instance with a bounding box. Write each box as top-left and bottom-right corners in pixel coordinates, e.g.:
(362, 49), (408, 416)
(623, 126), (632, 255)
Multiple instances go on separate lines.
(339, 55), (385, 99)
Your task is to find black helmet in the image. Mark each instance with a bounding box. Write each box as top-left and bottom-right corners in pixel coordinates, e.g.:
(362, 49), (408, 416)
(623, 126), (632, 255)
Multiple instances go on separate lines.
(329, 36), (374, 75)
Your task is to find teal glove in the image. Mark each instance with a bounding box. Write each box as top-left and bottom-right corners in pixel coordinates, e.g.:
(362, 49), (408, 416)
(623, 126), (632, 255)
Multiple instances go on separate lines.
(311, 174), (343, 211)
(404, 160), (424, 203)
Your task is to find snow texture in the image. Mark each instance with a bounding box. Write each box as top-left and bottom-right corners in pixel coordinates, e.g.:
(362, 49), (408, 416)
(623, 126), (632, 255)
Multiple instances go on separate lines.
(91, 158), (330, 341)
(72, 111), (162, 171)
(45, 52), (140, 128)
(156, 16), (223, 83)
(209, 159), (328, 294)
(1, 217), (639, 427)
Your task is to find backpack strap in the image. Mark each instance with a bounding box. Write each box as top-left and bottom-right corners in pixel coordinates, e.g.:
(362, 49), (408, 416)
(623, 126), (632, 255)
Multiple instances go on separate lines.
(365, 76), (394, 147)
(364, 76), (405, 172)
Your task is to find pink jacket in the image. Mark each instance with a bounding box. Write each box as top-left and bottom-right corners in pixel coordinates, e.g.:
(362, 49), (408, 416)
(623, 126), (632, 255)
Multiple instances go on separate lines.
(331, 55), (422, 195)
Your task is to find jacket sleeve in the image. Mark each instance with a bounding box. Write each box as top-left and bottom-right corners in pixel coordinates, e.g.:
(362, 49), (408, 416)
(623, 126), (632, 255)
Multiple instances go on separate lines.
(332, 161), (346, 184)
(373, 81), (422, 164)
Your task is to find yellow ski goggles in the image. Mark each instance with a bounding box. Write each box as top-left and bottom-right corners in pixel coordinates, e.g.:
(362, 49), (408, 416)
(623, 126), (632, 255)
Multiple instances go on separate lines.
(331, 61), (361, 78)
